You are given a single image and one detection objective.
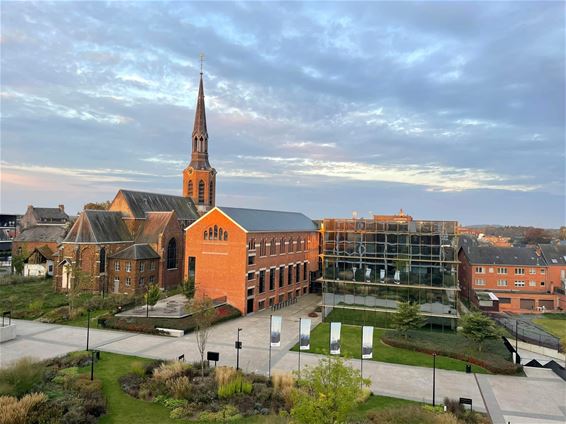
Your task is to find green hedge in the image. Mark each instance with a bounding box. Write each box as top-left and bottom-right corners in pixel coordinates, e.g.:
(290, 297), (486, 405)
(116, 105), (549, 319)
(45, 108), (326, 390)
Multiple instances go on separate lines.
(102, 304), (241, 334)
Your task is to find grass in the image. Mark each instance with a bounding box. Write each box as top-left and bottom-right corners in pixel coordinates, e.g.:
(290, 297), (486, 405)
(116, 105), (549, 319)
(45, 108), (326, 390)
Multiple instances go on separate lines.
(65, 308), (112, 327)
(0, 277), (69, 319)
(79, 352), (182, 424)
(348, 394), (421, 421)
(533, 314), (566, 349)
(292, 323), (490, 374)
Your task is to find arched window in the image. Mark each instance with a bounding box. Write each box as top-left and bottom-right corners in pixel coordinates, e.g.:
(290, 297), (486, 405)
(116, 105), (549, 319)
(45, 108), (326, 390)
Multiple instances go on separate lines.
(219, 228), (223, 240)
(188, 181), (193, 197)
(204, 230), (208, 240)
(208, 227), (213, 239)
(198, 180), (205, 204)
(280, 238), (285, 254)
(99, 247), (106, 274)
(209, 181), (214, 205)
(270, 238), (276, 255)
(193, 137), (198, 151)
(224, 231), (228, 241)
(167, 238), (177, 269)
(213, 225), (218, 239)
(288, 237), (294, 253)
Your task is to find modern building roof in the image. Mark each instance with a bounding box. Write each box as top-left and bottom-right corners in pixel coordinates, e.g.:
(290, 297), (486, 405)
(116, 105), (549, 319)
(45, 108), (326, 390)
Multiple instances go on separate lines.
(218, 206), (317, 232)
(116, 190), (199, 221)
(460, 245), (544, 266)
(539, 244), (566, 266)
(14, 225), (67, 243)
(109, 244), (160, 260)
(134, 211), (176, 244)
(64, 210), (132, 244)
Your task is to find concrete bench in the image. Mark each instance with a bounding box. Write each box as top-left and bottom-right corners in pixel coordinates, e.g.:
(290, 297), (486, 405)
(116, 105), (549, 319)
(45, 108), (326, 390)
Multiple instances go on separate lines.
(156, 327), (184, 337)
(0, 324), (16, 343)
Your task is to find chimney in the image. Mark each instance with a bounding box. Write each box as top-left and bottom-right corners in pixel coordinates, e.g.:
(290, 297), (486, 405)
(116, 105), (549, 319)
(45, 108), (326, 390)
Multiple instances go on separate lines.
(58, 205), (65, 212)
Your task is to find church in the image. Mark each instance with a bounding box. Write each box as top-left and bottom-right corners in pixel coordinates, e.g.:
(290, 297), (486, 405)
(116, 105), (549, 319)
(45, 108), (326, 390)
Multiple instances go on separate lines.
(53, 69), (217, 294)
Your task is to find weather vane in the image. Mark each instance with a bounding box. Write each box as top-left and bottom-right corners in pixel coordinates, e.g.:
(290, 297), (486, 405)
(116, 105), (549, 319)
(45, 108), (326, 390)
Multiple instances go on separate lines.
(199, 53), (205, 74)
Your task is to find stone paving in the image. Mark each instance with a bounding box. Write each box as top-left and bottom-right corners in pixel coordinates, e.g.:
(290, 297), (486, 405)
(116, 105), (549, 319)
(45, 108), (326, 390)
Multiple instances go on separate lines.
(1, 294), (565, 423)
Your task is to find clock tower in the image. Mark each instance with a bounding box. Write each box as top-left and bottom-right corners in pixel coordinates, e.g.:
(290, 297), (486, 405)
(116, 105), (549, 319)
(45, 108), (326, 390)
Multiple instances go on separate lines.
(183, 66), (216, 214)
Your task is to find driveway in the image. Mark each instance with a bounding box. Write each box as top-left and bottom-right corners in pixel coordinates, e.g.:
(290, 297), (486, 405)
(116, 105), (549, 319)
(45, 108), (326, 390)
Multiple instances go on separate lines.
(1, 294), (565, 423)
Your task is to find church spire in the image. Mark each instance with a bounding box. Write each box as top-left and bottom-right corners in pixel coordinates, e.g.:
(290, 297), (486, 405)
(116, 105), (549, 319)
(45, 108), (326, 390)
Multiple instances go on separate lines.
(192, 55), (208, 140)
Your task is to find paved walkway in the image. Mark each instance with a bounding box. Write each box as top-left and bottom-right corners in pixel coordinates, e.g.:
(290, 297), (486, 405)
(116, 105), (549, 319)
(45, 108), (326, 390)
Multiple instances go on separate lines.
(1, 295), (565, 423)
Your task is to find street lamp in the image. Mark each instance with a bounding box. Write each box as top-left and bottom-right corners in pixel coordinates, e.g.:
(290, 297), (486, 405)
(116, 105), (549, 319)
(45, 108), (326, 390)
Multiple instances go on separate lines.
(236, 328), (242, 370)
(146, 286), (149, 318)
(86, 308), (91, 351)
(432, 352), (437, 407)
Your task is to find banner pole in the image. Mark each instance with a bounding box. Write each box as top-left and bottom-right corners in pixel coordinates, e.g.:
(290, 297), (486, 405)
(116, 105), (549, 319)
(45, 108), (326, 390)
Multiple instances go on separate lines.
(298, 318), (301, 379)
(268, 315), (272, 378)
(360, 326), (363, 389)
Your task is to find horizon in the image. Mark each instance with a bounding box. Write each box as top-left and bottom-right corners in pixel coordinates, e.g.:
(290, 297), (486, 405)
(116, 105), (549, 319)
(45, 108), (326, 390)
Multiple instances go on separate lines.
(1, 2), (564, 227)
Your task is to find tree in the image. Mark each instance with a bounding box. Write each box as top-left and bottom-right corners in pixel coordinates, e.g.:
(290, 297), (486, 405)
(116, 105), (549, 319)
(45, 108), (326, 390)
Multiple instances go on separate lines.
(524, 227), (550, 245)
(12, 250), (27, 275)
(83, 201), (112, 210)
(391, 301), (426, 339)
(190, 296), (216, 377)
(291, 356), (369, 424)
(460, 312), (501, 352)
(68, 262), (93, 317)
(181, 276), (195, 301)
(144, 284), (160, 311)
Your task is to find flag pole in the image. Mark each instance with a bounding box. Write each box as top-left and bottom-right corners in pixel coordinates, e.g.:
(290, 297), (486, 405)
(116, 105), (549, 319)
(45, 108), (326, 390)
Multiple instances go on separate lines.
(268, 315), (272, 378)
(360, 326), (364, 389)
(298, 318), (301, 379)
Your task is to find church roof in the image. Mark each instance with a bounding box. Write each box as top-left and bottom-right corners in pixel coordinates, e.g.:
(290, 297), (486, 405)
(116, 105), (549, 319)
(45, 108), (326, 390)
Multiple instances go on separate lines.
(135, 211), (176, 244)
(14, 225), (67, 243)
(63, 210), (132, 244)
(109, 244), (159, 260)
(218, 206), (318, 233)
(192, 73), (208, 139)
(117, 190), (199, 221)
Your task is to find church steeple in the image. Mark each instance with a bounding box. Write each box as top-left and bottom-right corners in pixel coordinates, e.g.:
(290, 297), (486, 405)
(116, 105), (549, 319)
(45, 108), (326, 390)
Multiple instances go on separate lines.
(183, 54), (216, 214)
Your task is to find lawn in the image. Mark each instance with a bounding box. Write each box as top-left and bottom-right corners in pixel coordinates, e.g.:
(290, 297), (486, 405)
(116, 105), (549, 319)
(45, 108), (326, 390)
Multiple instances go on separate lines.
(0, 277), (69, 319)
(81, 352), (183, 424)
(347, 394), (421, 421)
(533, 314), (566, 348)
(291, 323), (490, 374)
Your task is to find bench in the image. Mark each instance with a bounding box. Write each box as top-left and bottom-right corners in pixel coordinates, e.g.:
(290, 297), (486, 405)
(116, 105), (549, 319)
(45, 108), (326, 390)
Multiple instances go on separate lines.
(156, 327), (184, 337)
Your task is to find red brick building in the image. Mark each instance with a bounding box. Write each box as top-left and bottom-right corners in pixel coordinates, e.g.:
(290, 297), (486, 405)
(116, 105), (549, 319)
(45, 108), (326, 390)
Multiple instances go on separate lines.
(185, 207), (319, 315)
(539, 244), (566, 310)
(458, 242), (558, 312)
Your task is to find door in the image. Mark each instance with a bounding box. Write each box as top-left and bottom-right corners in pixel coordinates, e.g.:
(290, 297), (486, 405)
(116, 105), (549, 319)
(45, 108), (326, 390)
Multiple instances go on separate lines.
(520, 299), (535, 310)
(62, 264), (71, 289)
(247, 297), (254, 314)
(114, 279), (120, 294)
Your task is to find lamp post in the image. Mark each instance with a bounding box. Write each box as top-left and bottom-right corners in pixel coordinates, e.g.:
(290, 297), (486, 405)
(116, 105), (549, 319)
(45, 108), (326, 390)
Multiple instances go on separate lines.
(146, 286), (149, 318)
(515, 319), (518, 355)
(86, 308), (91, 351)
(432, 352), (437, 407)
(236, 328), (242, 370)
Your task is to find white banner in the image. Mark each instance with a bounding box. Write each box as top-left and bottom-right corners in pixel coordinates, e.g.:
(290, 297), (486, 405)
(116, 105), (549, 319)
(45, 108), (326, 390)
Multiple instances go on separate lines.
(299, 318), (311, 351)
(330, 322), (341, 355)
(380, 269), (385, 280)
(270, 315), (282, 347)
(362, 326), (374, 359)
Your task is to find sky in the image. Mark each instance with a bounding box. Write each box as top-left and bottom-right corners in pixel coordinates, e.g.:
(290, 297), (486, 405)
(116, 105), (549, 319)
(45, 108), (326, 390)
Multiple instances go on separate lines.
(1, 1), (564, 227)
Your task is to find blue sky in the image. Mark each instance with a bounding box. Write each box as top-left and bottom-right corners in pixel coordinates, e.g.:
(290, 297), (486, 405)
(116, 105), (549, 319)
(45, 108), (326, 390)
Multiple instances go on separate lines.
(1, 1), (564, 227)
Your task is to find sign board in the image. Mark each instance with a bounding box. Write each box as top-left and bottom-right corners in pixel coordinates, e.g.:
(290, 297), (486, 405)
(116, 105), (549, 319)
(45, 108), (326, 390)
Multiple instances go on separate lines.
(270, 316), (282, 347)
(330, 322), (341, 355)
(207, 351), (220, 362)
(299, 318), (311, 351)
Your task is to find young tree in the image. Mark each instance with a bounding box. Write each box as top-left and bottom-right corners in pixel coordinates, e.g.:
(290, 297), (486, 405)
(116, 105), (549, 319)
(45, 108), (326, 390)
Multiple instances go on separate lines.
(11, 251), (27, 275)
(190, 296), (216, 377)
(460, 312), (501, 352)
(181, 276), (195, 301)
(144, 284), (160, 311)
(391, 301), (426, 339)
(291, 356), (370, 424)
(68, 262), (93, 317)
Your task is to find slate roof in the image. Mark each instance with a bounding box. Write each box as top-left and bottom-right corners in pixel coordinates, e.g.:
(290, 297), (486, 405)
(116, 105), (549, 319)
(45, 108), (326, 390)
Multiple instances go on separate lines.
(135, 212), (175, 244)
(109, 244), (159, 260)
(63, 210), (132, 243)
(460, 245), (544, 266)
(14, 225), (67, 243)
(32, 207), (68, 221)
(218, 207), (317, 232)
(118, 190), (199, 221)
(539, 244), (566, 266)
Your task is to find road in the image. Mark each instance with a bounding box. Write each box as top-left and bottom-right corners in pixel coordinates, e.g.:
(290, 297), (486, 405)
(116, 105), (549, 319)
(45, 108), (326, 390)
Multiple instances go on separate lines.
(1, 295), (565, 424)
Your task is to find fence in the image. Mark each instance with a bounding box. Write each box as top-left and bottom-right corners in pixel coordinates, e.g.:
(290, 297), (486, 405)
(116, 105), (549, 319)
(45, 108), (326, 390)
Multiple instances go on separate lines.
(271, 296), (297, 312)
(490, 313), (562, 352)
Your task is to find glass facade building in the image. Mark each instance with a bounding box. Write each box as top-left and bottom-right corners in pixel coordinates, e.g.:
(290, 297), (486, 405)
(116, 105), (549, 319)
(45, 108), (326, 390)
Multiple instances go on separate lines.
(320, 217), (459, 330)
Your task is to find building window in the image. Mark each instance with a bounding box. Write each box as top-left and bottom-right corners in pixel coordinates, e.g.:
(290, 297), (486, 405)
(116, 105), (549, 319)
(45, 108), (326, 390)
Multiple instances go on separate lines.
(303, 287), (308, 295)
(541, 269), (545, 274)
(248, 255), (255, 266)
(248, 238), (255, 250)
(214, 225), (218, 239)
(149, 275), (155, 284)
(541, 281), (545, 286)
(260, 239), (266, 257)
(167, 238), (177, 269)
(288, 266), (293, 285)
(497, 267), (507, 274)
(258, 300), (265, 311)
(150, 261), (156, 271)
(219, 228), (223, 240)
(475, 279), (486, 286)
(475, 267), (484, 274)
(515, 280), (525, 287)
(288, 238), (294, 253)
(208, 228), (213, 239)
(139, 262), (145, 272)
(515, 268), (525, 275)
(209, 181), (214, 206)
(270, 238), (276, 255)
(499, 297), (511, 304)
(296, 289), (300, 297)
(247, 287), (254, 297)
(204, 230), (208, 240)
(280, 238), (285, 254)
(188, 181), (193, 197)
(113, 277), (119, 288)
(126, 262), (131, 272)
(259, 270), (265, 293)
(296, 264), (301, 283)
(126, 277), (131, 286)
(224, 231), (228, 241)
(278, 294), (284, 303)
(303, 262), (308, 280)
(529, 281), (536, 287)
(269, 269), (275, 291)
(497, 280), (507, 286)
(139, 277), (144, 286)
(115, 261), (120, 272)
(247, 272), (255, 281)
(279, 266), (285, 288)
(99, 247), (106, 274)
(529, 268), (536, 275)
(198, 180), (205, 204)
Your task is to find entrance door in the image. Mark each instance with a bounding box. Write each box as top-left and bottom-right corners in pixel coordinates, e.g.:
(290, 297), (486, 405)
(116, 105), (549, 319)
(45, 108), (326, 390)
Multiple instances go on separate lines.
(247, 297), (254, 314)
(114, 279), (120, 294)
(62, 264), (71, 289)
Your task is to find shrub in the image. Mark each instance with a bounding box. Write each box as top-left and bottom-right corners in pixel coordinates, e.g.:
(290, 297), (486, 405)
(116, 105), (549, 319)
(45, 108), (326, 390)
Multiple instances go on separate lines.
(119, 373), (144, 398)
(71, 374), (103, 396)
(0, 357), (45, 397)
(153, 395), (188, 409)
(166, 376), (191, 399)
(27, 299), (44, 315)
(39, 306), (71, 323)
(215, 366), (237, 386)
(218, 375), (252, 399)
(272, 372), (294, 408)
(52, 367), (79, 388)
(0, 392), (47, 424)
(197, 405), (242, 422)
(367, 405), (458, 424)
(130, 360), (147, 377)
(153, 361), (190, 382)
